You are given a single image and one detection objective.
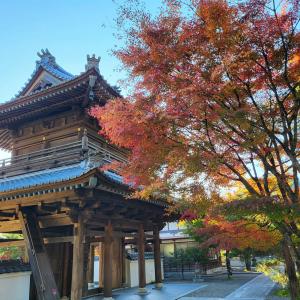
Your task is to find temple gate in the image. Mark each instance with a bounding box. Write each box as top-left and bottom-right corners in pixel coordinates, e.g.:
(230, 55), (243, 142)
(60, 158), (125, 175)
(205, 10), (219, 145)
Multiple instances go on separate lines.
(0, 50), (168, 300)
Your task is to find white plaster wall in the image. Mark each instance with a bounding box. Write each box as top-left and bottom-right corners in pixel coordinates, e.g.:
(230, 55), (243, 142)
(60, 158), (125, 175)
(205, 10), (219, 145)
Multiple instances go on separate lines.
(125, 259), (164, 288)
(231, 257), (245, 268)
(0, 271), (31, 300)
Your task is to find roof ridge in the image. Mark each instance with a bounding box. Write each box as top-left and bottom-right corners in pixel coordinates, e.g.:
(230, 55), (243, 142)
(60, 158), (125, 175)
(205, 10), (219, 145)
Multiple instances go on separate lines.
(0, 162), (84, 183)
(0, 69), (93, 108)
(14, 49), (74, 99)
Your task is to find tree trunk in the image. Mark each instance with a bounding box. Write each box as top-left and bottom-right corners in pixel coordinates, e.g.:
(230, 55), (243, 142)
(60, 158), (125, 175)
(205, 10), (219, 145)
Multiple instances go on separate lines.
(243, 249), (252, 271)
(245, 257), (251, 271)
(289, 240), (300, 273)
(282, 239), (300, 300)
(225, 250), (232, 279)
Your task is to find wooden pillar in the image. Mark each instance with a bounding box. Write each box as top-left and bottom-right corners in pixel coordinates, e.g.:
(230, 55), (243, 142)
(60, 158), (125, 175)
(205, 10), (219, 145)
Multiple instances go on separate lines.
(138, 224), (147, 294)
(121, 238), (126, 287)
(71, 215), (85, 300)
(62, 243), (71, 298)
(103, 221), (114, 299)
(98, 242), (104, 288)
(153, 226), (163, 288)
(82, 241), (90, 297)
(88, 244), (95, 284)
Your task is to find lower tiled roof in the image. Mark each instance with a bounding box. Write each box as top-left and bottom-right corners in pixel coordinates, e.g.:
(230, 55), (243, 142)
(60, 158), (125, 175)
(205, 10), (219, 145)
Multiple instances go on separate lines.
(0, 161), (93, 193)
(0, 161), (126, 193)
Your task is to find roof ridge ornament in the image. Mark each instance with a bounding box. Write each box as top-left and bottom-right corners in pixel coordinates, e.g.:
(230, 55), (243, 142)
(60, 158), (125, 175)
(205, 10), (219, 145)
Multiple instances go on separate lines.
(36, 49), (56, 68)
(85, 54), (100, 73)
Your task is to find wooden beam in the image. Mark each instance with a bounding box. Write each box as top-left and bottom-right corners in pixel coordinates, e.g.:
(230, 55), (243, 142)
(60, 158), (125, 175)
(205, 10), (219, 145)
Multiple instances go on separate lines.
(0, 190), (80, 210)
(0, 220), (21, 233)
(39, 213), (73, 228)
(88, 215), (154, 231)
(0, 239), (25, 247)
(18, 209), (60, 300)
(0, 236), (73, 247)
(44, 236), (73, 244)
(0, 213), (73, 233)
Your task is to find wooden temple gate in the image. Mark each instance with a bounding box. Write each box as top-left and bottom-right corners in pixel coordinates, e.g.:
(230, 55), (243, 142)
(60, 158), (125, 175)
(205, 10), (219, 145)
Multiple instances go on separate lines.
(0, 50), (168, 300)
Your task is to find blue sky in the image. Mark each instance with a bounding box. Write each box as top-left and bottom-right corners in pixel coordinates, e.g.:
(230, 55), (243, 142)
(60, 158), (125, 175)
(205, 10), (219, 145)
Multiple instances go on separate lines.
(0, 0), (162, 158)
(0, 0), (162, 101)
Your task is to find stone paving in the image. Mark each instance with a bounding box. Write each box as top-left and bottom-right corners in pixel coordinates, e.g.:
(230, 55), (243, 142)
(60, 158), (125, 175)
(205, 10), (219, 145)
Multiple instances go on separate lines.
(180, 273), (276, 300)
(180, 272), (259, 299)
(85, 273), (278, 300)
(84, 282), (204, 300)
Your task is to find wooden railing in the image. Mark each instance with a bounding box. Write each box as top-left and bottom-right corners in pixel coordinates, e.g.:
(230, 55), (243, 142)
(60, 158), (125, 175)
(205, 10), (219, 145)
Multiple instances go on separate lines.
(0, 140), (127, 179)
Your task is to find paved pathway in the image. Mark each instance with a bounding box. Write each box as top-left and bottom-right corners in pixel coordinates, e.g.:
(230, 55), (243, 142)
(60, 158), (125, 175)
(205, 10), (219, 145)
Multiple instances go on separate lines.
(225, 274), (275, 299)
(85, 273), (275, 300)
(85, 282), (204, 300)
(180, 274), (275, 300)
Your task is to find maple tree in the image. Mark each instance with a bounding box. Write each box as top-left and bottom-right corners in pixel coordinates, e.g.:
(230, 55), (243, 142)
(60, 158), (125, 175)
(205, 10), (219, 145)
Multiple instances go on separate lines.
(184, 216), (281, 252)
(91, 0), (300, 297)
(178, 185), (282, 271)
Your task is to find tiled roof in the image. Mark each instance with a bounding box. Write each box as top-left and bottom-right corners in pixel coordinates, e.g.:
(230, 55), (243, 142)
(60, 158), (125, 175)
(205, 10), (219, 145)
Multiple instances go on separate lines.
(37, 55), (74, 81)
(0, 261), (31, 274)
(15, 49), (74, 98)
(0, 162), (92, 193)
(126, 252), (156, 261)
(103, 171), (124, 184)
(0, 161), (126, 193)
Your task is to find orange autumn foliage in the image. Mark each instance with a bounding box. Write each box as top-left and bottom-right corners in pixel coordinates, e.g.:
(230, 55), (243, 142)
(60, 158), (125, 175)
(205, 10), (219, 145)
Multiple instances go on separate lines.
(91, 0), (300, 206)
(194, 216), (282, 251)
(90, 2), (300, 293)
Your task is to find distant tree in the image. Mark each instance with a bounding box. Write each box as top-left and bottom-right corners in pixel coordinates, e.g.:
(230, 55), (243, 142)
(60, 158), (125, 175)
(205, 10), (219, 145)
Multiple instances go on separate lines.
(0, 234), (24, 260)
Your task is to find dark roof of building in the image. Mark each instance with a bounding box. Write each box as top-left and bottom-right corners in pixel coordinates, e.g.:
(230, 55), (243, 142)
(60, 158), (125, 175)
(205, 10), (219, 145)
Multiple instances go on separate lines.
(0, 161), (93, 193)
(0, 161), (126, 193)
(126, 252), (156, 261)
(0, 260), (31, 274)
(15, 49), (74, 98)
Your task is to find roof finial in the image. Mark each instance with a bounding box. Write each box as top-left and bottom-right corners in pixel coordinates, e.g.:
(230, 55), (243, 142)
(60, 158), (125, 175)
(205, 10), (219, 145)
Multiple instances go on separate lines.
(85, 54), (100, 72)
(36, 49), (56, 67)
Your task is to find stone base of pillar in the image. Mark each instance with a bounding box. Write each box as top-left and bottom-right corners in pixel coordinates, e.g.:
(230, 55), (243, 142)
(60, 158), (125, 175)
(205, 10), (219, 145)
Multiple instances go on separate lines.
(138, 287), (148, 294)
(155, 282), (163, 289)
(103, 297), (114, 300)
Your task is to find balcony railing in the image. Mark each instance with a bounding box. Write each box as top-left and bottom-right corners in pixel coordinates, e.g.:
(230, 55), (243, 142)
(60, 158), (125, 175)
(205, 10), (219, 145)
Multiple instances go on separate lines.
(0, 140), (127, 179)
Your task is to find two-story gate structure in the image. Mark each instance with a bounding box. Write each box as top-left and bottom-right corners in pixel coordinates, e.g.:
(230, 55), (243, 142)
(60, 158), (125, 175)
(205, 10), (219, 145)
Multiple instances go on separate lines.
(0, 50), (168, 300)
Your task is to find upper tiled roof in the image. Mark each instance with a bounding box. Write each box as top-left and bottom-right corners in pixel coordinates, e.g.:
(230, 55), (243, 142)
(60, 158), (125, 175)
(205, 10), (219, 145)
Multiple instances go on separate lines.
(15, 49), (74, 98)
(36, 50), (74, 81)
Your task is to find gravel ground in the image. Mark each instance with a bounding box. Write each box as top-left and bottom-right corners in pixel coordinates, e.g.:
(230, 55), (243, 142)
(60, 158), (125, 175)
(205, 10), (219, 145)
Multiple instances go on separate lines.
(185, 273), (259, 298)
